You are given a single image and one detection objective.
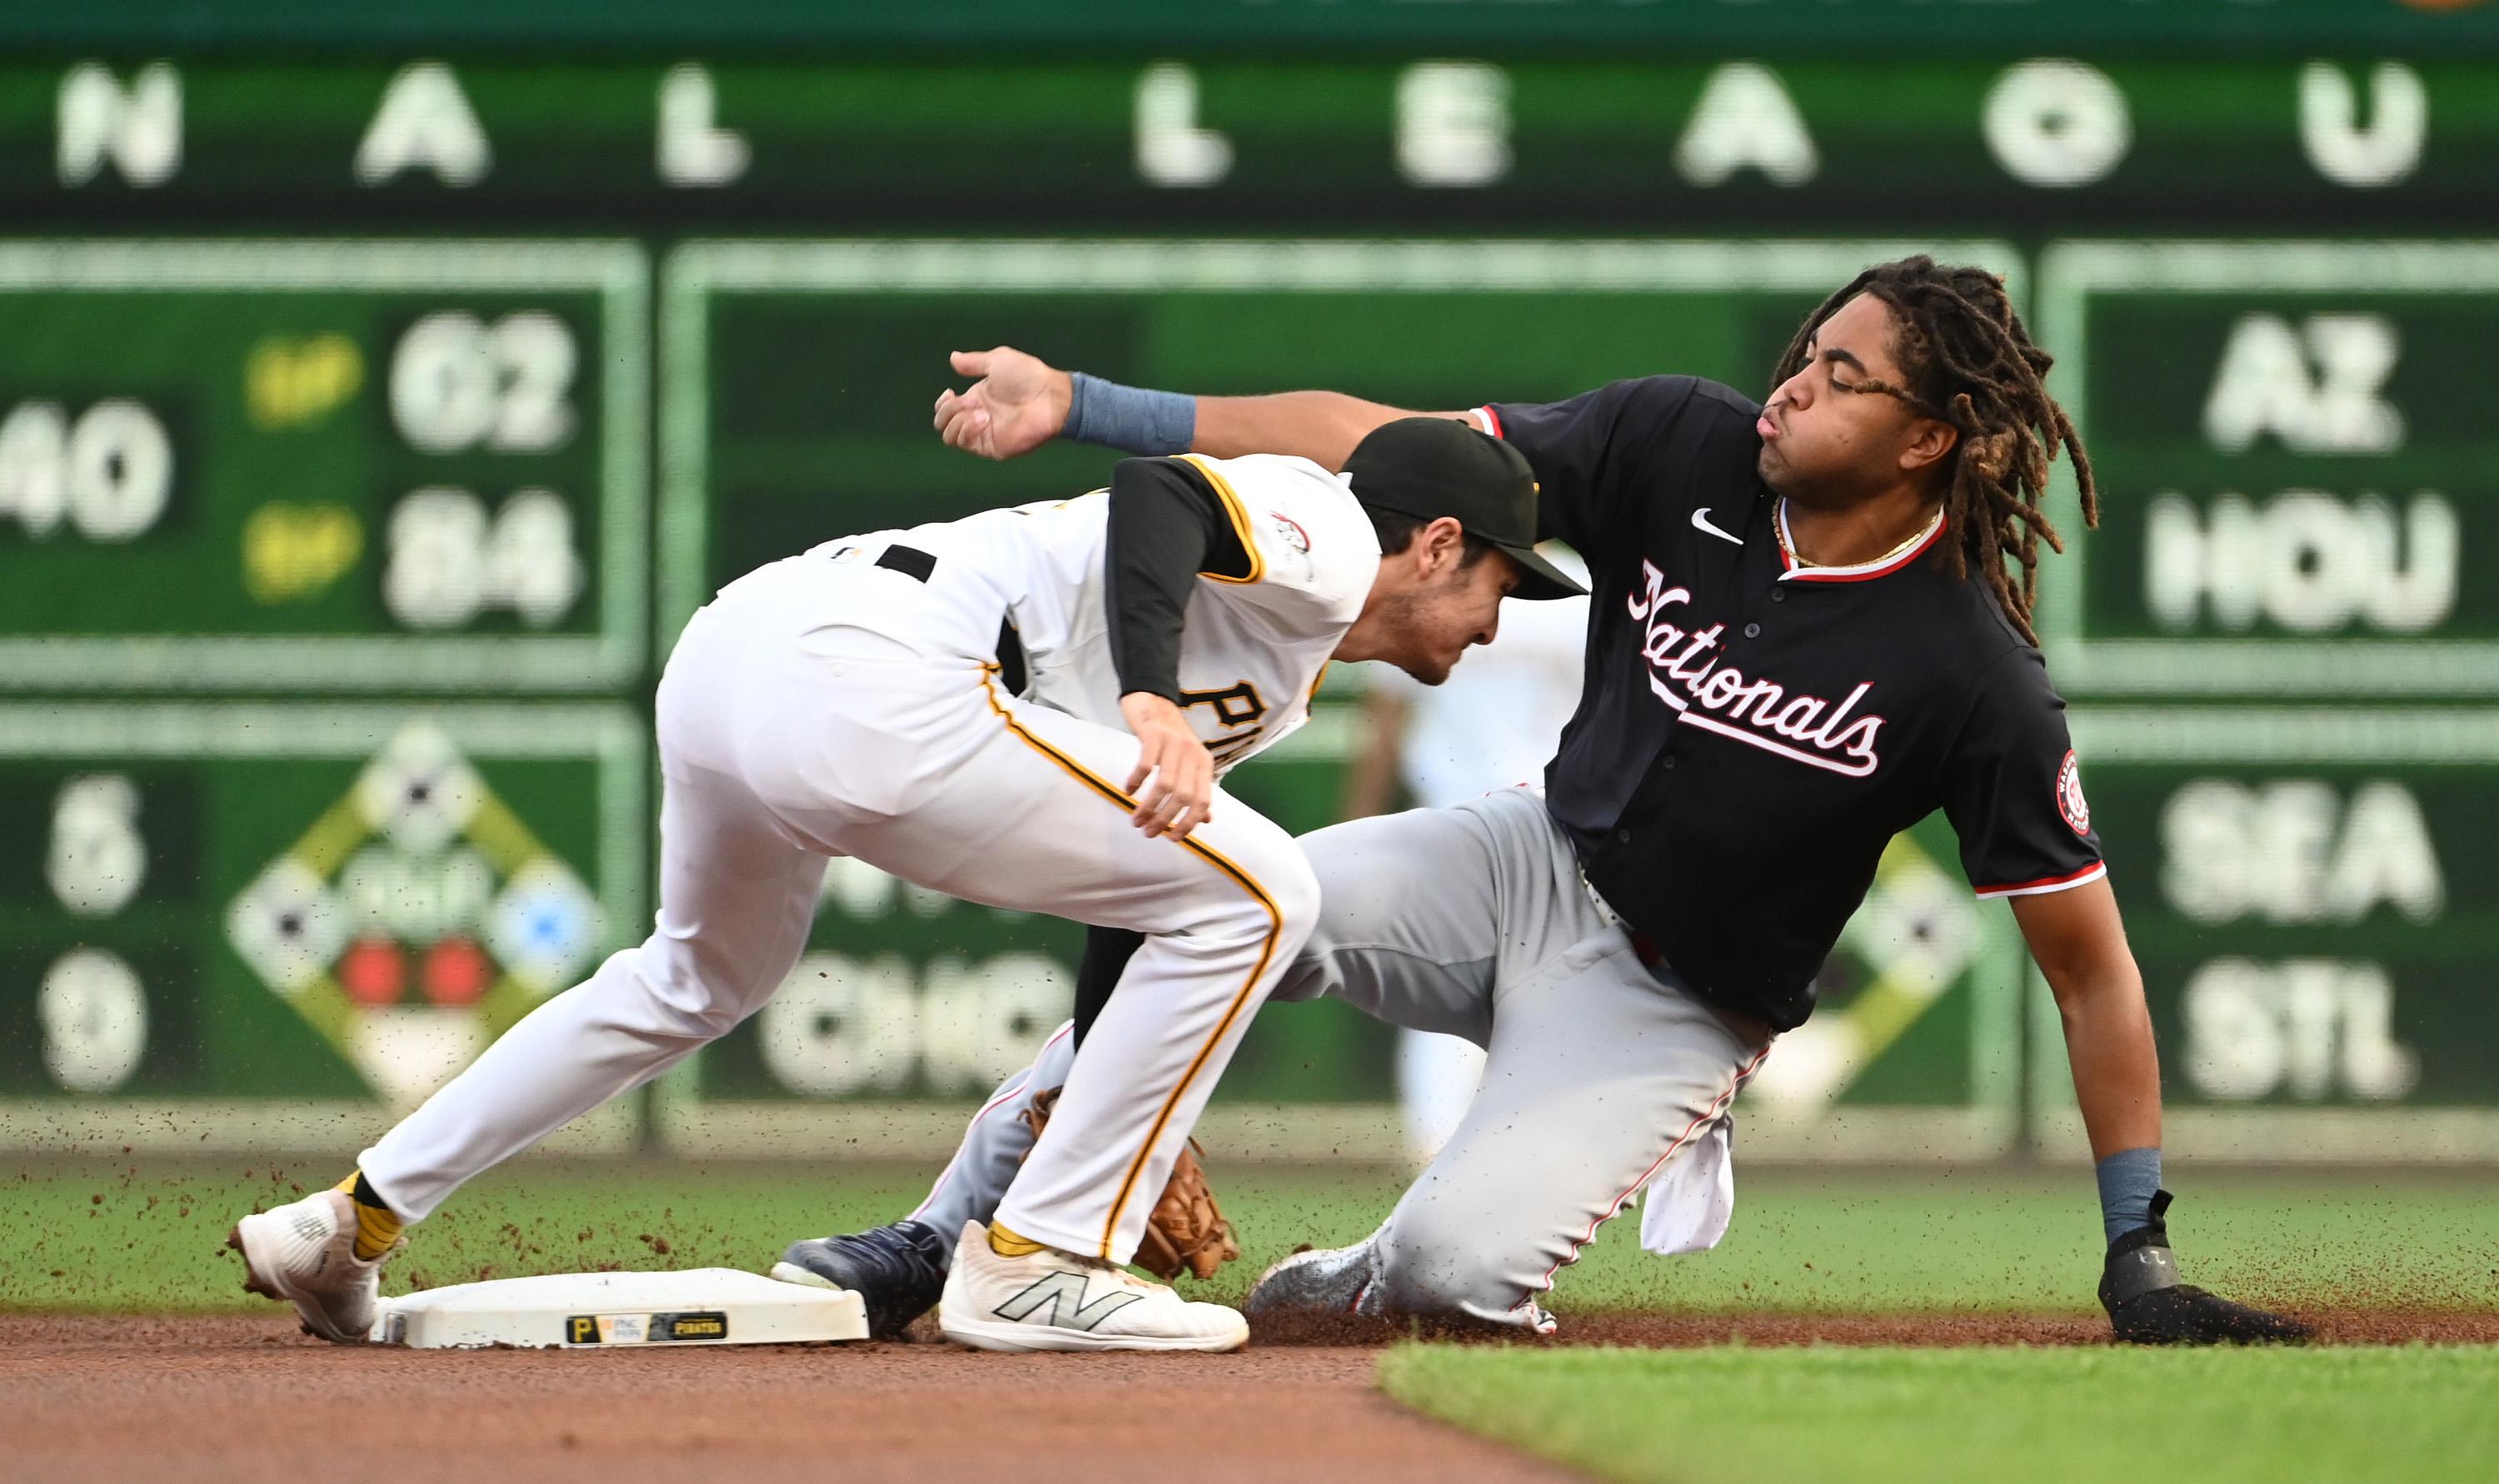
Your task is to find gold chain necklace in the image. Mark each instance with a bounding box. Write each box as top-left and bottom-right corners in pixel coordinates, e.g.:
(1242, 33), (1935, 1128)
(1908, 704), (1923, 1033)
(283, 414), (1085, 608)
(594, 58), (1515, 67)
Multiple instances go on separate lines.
(1774, 499), (1941, 570)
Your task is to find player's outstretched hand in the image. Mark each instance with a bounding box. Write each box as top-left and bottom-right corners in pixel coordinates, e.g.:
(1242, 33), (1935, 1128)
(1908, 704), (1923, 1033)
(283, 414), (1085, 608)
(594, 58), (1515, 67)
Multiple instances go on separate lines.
(935, 346), (1071, 461)
(2098, 1192), (2312, 1346)
(1120, 692), (1215, 840)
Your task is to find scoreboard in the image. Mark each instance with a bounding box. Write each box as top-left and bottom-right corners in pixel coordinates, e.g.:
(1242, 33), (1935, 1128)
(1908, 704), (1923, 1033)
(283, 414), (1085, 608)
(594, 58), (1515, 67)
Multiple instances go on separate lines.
(3, 56), (2497, 236)
(2028, 242), (2499, 1159)
(0, 242), (646, 691)
(2038, 243), (2499, 698)
(2, 10), (2496, 1160)
(2045, 709), (2499, 1159)
(0, 704), (642, 1153)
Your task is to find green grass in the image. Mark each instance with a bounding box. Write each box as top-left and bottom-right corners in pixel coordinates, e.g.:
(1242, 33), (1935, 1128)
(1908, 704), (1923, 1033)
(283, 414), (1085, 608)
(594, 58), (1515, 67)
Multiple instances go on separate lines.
(1380, 1344), (2499, 1484)
(2, 1157), (2493, 1314)
(0, 1155), (1397, 1312)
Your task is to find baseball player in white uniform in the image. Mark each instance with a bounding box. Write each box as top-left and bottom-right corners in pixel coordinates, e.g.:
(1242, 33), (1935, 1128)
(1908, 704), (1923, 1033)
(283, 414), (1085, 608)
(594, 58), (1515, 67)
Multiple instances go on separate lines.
(228, 406), (1581, 1353)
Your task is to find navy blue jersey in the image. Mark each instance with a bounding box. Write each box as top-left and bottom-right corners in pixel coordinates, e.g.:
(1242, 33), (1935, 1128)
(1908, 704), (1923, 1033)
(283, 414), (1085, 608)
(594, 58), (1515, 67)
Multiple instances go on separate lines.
(1482, 375), (2102, 1029)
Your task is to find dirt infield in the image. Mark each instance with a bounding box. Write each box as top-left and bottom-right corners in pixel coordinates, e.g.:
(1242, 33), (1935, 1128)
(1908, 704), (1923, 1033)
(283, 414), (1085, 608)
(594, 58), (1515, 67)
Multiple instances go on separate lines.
(0, 1314), (1576, 1484)
(7, 1307), (2492, 1484)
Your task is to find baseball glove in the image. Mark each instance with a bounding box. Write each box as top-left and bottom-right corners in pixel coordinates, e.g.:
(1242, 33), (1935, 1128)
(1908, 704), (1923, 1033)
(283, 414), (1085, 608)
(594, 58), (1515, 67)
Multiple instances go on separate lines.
(1023, 1087), (1241, 1281)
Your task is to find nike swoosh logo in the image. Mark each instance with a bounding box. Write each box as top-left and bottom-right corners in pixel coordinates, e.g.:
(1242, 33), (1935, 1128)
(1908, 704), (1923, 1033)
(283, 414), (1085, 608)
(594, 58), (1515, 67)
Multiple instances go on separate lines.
(1691, 507), (1743, 546)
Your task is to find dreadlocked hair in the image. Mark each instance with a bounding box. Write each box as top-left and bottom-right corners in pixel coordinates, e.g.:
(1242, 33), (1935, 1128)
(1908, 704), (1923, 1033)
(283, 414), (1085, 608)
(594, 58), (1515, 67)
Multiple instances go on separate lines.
(1768, 255), (2097, 647)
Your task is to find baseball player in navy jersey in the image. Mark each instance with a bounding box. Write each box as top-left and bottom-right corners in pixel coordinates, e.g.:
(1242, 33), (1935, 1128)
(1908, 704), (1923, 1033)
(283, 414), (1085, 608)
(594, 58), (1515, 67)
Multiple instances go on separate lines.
(781, 256), (2305, 1345)
(228, 417), (1582, 1352)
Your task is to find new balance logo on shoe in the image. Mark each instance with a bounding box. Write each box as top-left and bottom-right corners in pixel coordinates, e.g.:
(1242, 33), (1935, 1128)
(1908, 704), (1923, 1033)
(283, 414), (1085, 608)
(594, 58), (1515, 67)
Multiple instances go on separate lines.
(940, 1219), (1246, 1352)
(991, 1270), (1144, 1332)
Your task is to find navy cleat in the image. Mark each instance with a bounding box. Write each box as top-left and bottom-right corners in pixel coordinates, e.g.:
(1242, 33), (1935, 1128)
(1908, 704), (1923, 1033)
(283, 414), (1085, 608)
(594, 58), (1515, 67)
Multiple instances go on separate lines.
(772, 1218), (950, 1338)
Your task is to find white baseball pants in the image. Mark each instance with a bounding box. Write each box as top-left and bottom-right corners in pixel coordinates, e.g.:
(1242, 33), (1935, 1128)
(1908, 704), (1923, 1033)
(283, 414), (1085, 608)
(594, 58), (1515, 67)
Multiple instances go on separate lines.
(360, 551), (1319, 1265)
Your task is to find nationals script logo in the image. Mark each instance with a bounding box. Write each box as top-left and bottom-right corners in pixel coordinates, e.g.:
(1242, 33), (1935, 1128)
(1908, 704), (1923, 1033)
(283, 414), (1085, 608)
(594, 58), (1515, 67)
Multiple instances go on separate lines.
(1629, 560), (1885, 777)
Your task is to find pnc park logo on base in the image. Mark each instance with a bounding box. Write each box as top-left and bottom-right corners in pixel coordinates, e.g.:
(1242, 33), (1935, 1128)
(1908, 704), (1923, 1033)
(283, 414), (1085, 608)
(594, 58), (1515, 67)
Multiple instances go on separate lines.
(566, 1311), (731, 1345)
(223, 723), (605, 1108)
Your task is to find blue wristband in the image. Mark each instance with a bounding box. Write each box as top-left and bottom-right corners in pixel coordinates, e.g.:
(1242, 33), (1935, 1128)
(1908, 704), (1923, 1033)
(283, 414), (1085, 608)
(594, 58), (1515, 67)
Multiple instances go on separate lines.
(2094, 1146), (2163, 1245)
(1064, 371), (1197, 456)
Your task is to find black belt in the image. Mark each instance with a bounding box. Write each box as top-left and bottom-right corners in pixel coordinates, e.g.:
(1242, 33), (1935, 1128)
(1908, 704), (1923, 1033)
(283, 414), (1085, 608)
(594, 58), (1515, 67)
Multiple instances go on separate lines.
(1624, 930), (1775, 1043)
(873, 544), (936, 582)
(860, 543), (1026, 695)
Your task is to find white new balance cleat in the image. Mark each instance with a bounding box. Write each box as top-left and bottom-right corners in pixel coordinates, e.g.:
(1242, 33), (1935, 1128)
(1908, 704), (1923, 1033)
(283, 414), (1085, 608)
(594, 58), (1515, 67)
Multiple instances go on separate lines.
(227, 1188), (398, 1343)
(939, 1220), (1248, 1353)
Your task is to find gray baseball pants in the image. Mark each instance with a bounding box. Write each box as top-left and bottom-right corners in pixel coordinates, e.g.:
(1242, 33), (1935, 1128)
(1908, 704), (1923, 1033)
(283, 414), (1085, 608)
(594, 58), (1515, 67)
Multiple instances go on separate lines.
(907, 785), (1773, 1329)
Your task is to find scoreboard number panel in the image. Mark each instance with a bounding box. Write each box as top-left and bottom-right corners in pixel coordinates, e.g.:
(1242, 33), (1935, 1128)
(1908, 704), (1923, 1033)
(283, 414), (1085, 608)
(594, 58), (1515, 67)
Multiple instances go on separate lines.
(2033, 709), (2499, 1162)
(656, 238), (2028, 1159)
(2036, 241), (2499, 697)
(0, 703), (645, 1153)
(0, 240), (648, 692)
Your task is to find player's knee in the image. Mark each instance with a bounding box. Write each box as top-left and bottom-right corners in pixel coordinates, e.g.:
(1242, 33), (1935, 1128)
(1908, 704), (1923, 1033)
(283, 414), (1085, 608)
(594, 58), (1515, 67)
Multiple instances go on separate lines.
(1374, 1208), (1509, 1320)
(668, 992), (756, 1040)
(1371, 1189), (1559, 1329)
(1195, 839), (1320, 959)
(612, 940), (776, 1041)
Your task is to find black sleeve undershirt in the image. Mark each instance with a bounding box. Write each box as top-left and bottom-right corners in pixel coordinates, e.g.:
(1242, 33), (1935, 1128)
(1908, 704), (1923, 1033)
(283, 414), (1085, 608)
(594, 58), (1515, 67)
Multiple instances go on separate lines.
(1070, 924), (1145, 1048)
(1104, 456), (1254, 703)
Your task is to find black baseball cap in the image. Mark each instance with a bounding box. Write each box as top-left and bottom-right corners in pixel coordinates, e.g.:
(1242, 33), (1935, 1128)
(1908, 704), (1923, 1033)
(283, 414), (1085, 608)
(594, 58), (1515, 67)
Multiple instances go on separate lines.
(1342, 417), (1587, 600)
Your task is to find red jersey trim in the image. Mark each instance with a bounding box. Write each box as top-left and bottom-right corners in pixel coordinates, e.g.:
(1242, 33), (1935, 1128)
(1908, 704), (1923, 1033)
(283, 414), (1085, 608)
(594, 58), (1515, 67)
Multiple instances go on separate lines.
(1474, 404), (1504, 439)
(1973, 860), (2107, 900)
(1777, 506), (1948, 583)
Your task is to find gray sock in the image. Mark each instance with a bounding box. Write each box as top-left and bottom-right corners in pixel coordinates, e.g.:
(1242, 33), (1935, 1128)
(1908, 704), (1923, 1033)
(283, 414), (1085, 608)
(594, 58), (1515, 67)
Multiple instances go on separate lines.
(2095, 1146), (2163, 1244)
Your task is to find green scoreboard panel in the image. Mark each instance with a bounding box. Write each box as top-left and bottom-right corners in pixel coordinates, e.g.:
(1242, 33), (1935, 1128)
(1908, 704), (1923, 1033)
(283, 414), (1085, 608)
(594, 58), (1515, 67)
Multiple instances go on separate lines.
(657, 239), (2027, 1158)
(0, 241), (646, 691)
(0, 704), (643, 1152)
(2037, 242), (2499, 699)
(2034, 710), (2499, 1161)
(2022, 242), (2499, 1160)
